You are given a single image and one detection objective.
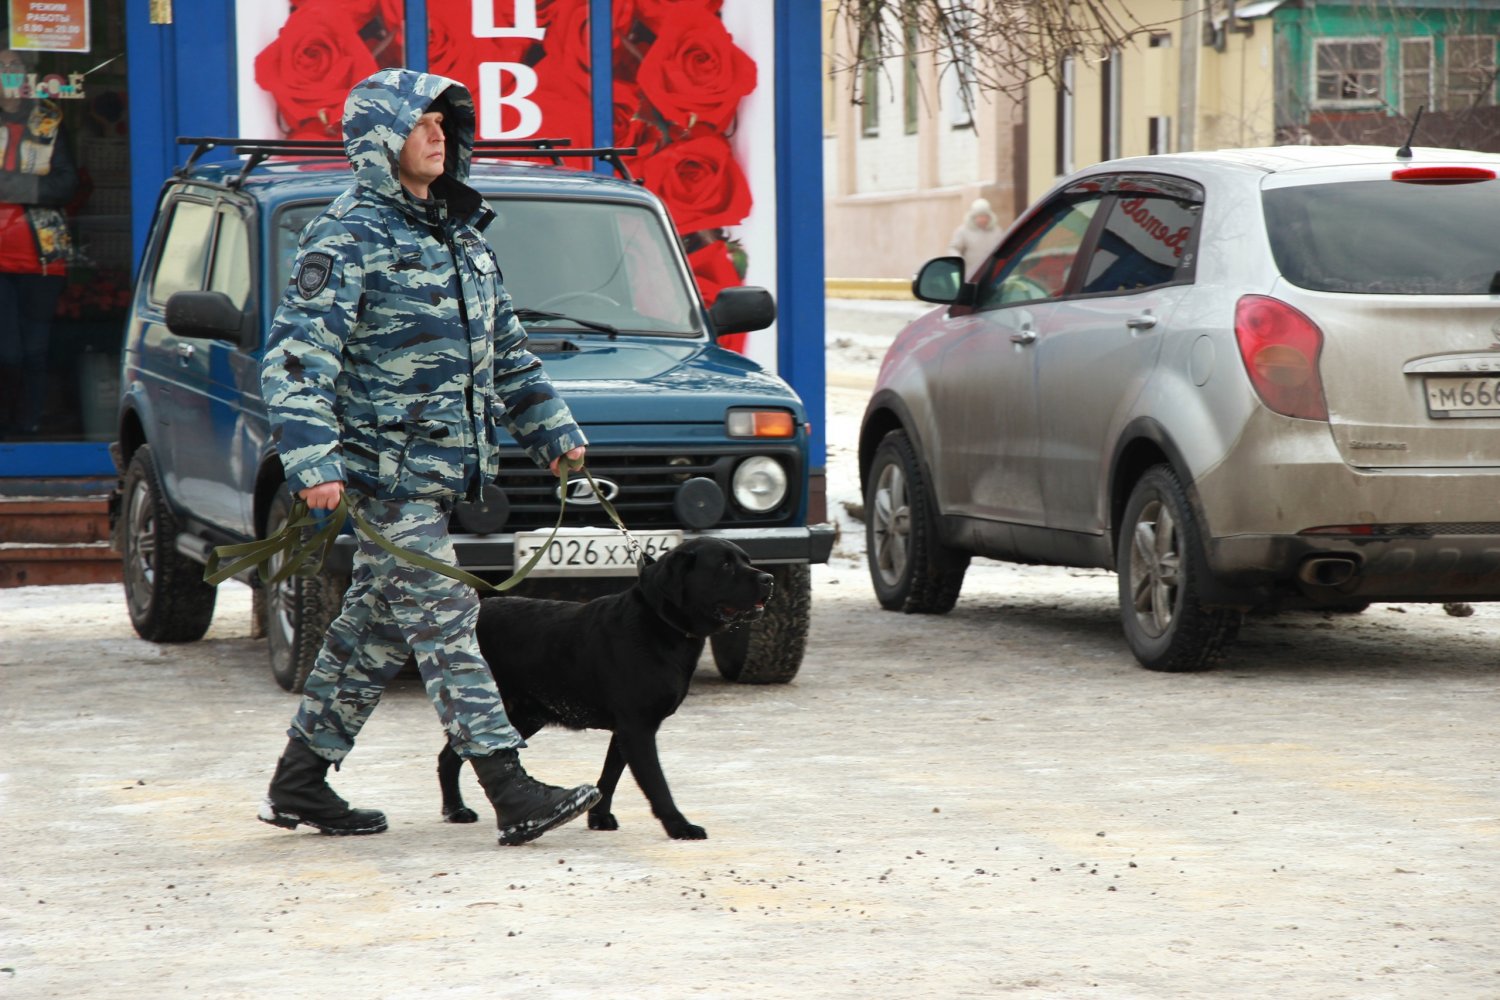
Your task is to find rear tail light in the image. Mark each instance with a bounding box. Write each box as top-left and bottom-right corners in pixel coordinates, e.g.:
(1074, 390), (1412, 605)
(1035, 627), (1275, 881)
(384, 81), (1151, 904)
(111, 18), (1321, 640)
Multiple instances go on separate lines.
(1234, 295), (1328, 421)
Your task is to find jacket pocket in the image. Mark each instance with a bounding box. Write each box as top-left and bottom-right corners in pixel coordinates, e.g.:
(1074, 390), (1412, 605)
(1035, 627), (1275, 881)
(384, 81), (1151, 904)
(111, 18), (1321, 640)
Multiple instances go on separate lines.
(375, 400), (464, 500)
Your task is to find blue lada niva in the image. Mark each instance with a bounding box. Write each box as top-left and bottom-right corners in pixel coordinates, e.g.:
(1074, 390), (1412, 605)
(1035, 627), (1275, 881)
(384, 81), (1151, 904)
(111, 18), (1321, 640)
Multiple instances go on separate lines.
(110, 138), (830, 692)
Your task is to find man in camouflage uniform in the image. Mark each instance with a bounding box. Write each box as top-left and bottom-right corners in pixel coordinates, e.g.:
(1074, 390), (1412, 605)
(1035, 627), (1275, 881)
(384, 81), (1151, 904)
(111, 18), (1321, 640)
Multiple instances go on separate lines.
(257, 69), (600, 846)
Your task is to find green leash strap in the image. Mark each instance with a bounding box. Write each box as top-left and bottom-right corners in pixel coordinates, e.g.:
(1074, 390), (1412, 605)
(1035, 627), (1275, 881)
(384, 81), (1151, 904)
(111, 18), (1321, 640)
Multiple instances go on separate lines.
(203, 455), (595, 592)
(203, 500), (341, 587)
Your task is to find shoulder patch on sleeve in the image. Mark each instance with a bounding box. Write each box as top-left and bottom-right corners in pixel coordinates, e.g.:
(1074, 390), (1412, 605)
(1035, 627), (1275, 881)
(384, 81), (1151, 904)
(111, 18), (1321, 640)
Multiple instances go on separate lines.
(295, 252), (335, 299)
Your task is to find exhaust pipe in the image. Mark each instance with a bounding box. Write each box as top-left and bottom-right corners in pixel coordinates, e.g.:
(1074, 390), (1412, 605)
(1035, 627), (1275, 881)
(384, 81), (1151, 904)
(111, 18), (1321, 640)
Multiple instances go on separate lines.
(1298, 556), (1359, 588)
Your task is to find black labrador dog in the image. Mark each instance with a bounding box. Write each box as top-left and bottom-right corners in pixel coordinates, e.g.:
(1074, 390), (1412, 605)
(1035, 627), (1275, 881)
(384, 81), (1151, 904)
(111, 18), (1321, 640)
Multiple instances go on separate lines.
(437, 536), (775, 840)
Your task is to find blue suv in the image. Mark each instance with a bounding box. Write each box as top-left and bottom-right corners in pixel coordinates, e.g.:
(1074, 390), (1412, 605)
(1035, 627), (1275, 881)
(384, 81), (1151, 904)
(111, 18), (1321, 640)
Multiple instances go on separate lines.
(110, 138), (831, 691)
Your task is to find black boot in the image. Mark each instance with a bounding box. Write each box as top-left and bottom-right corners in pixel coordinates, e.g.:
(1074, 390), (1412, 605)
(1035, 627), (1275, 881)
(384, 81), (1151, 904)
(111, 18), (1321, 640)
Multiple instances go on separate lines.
(471, 749), (601, 846)
(258, 738), (388, 835)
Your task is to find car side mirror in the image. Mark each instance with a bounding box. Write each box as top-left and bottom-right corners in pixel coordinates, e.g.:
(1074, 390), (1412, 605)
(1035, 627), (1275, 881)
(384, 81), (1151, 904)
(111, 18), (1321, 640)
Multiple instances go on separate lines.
(165, 290), (246, 343)
(710, 286), (777, 335)
(912, 256), (975, 306)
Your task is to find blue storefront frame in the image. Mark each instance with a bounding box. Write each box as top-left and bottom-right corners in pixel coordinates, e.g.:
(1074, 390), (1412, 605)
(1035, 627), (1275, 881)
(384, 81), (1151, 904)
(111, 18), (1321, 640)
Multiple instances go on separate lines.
(3, 0), (825, 485)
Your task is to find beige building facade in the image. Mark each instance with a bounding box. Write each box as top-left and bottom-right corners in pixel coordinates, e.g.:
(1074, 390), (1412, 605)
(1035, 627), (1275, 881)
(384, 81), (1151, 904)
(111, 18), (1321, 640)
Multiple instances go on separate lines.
(823, 3), (1281, 283)
(1026, 1), (1279, 202)
(821, 3), (1025, 283)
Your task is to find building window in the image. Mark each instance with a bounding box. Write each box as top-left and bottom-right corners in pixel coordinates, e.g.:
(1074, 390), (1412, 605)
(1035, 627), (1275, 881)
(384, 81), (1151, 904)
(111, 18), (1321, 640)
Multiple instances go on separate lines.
(1148, 116), (1171, 156)
(903, 19), (920, 135)
(1314, 38), (1384, 108)
(943, 6), (975, 129)
(1054, 54), (1074, 176)
(1101, 48), (1121, 161)
(1445, 35), (1498, 111)
(859, 28), (880, 137)
(1400, 37), (1433, 117)
(1149, 33), (1172, 49)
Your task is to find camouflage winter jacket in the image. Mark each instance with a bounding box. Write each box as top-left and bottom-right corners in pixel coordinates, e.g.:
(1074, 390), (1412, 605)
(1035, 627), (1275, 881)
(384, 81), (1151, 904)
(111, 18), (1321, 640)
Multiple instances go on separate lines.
(260, 69), (585, 502)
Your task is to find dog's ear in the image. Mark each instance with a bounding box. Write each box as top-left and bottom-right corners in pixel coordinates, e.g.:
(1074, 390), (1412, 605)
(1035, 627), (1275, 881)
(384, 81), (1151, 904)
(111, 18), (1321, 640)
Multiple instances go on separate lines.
(637, 544), (692, 623)
(636, 548), (667, 608)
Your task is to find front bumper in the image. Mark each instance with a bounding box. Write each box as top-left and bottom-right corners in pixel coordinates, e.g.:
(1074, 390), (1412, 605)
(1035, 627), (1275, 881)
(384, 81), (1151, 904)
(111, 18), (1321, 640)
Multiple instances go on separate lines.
(324, 523), (836, 577)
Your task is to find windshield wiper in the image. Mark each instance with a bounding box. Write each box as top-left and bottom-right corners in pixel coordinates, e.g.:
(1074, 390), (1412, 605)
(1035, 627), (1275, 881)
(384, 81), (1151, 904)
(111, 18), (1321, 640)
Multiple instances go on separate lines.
(513, 307), (619, 340)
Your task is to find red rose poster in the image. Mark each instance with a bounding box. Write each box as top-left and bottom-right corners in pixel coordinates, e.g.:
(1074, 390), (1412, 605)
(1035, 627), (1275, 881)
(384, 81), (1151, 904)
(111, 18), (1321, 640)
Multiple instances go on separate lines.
(236, 0), (777, 365)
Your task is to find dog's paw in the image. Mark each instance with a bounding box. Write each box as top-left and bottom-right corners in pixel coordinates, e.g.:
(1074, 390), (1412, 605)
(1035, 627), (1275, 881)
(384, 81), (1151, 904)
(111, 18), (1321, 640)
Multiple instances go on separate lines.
(443, 806), (480, 824)
(667, 821), (708, 841)
(588, 810), (619, 831)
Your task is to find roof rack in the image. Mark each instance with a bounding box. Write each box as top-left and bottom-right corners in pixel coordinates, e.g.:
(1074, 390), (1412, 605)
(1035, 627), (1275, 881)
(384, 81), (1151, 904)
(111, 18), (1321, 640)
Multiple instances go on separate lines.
(176, 136), (639, 187)
(470, 141), (640, 183)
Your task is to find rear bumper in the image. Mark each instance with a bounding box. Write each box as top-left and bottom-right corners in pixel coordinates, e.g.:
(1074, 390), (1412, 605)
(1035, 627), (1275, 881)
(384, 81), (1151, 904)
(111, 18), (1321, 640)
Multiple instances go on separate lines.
(325, 523), (836, 577)
(1193, 422), (1500, 602)
(1206, 530), (1500, 604)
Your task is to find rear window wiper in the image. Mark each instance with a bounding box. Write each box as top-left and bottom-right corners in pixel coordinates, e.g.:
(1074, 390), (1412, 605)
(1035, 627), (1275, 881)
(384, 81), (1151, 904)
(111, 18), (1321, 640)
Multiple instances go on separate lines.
(513, 307), (619, 340)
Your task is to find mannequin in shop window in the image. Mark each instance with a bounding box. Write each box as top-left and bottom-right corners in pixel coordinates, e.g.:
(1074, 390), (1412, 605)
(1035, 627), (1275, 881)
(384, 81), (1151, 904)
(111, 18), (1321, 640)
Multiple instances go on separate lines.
(0, 47), (78, 438)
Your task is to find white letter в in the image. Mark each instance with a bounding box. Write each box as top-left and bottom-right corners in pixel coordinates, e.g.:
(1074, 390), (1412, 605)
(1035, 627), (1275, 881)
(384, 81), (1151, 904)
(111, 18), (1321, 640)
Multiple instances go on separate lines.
(474, 0), (545, 40)
(478, 62), (542, 139)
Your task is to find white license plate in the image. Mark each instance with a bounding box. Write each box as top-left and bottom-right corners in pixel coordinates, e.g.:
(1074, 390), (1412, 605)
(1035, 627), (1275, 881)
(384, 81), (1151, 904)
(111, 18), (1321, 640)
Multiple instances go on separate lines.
(512, 528), (682, 576)
(1424, 376), (1500, 418)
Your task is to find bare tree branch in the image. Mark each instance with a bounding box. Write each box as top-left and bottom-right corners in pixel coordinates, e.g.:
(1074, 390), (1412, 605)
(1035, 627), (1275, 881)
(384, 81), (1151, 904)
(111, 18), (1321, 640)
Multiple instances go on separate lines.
(829, 0), (1192, 98)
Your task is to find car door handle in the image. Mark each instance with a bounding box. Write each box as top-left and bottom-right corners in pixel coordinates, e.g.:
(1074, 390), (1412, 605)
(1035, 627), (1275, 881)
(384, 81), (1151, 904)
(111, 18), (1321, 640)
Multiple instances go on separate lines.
(1126, 313), (1158, 330)
(1010, 327), (1037, 345)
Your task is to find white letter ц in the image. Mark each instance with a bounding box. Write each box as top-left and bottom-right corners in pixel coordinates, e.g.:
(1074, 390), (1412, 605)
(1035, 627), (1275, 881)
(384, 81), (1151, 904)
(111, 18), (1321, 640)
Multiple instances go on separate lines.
(473, 0), (545, 41)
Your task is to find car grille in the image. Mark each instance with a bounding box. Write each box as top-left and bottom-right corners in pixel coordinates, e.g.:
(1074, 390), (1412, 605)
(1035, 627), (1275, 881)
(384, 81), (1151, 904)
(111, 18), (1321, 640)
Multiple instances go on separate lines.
(493, 447), (801, 531)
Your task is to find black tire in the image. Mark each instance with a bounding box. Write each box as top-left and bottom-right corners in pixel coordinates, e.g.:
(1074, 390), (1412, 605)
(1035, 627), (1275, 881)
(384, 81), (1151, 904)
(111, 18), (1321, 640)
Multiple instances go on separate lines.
(711, 563), (811, 684)
(263, 484), (348, 693)
(120, 444), (217, 642)
(1117, 466), (1239, 672)
(864, 430), (968, 613)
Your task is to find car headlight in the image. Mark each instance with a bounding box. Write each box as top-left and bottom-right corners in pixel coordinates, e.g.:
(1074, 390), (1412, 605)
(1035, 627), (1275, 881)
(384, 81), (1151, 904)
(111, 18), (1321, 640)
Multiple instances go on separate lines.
(731, 456), (787, 513)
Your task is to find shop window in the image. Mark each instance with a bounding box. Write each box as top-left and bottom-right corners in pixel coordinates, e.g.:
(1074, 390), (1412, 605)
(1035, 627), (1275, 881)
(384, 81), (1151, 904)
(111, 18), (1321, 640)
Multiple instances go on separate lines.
(1, 3), (132, 444)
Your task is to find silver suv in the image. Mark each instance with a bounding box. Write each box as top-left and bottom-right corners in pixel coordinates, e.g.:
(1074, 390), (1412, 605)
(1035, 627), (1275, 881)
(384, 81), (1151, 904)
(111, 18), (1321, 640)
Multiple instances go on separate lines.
(859, 144), (1500, 670)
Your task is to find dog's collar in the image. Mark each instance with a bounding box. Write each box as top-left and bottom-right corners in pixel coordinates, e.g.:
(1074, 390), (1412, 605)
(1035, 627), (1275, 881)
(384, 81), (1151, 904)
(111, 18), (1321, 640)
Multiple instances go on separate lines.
(655, 602), (705, 639)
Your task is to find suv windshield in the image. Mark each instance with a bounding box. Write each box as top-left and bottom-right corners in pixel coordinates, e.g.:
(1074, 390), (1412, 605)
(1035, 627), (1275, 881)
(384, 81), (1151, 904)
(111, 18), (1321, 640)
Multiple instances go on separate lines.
(274, 197), (702, 335)
(1262, 178), (1500, 295)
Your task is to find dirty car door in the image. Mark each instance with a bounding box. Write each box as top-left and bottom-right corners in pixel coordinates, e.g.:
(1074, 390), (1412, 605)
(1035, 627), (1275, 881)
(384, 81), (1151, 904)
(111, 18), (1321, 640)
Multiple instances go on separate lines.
(931, 193), (1102, 526)
(1038, 176), (1204, 534)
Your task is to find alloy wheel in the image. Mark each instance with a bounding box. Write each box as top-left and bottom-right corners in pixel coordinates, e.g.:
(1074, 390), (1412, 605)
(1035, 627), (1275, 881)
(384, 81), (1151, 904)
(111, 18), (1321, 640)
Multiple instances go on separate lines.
(870, 461), (911, 588)
(124, 477), (157, 620)
(1127, 497), (1181, 638)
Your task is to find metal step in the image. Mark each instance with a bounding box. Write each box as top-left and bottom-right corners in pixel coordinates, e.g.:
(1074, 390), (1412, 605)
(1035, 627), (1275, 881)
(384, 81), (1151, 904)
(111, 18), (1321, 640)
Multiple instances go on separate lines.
(0, 497), (121, 588)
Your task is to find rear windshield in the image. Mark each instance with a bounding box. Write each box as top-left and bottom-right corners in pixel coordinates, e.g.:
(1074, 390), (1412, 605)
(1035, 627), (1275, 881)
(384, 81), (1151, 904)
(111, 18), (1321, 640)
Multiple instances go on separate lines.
(1262, 178), (1500, 295)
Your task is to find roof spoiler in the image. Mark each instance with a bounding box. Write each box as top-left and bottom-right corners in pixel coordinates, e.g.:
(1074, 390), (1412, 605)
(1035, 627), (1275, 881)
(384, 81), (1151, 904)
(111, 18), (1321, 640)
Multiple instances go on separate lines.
(175, 136), (641, 188)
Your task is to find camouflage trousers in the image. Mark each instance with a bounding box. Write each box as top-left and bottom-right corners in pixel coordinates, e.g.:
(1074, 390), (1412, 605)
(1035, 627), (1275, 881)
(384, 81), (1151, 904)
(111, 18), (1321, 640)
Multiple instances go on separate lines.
(288, 493), (523, 763)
